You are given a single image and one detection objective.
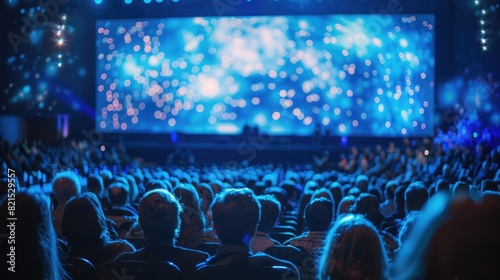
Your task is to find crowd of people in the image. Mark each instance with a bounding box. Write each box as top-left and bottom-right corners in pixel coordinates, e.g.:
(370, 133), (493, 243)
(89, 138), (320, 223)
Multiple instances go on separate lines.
(1, 135), (500, 279)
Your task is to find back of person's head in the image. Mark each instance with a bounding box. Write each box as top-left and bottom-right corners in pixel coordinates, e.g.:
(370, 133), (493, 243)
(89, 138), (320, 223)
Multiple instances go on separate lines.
(262, 186), (288, 212)
(211, 188), (261, 246)
(347, 186), (362, 198)
(145, 179), (173, 193)
(99, 169), (113, 189)
(1, 191), (67, 279)
(139, 189), (181, 244)
(305, 197), (333, 231)
(125, 174), (139, 204)
(108, 181), (130, 206)
(328, 182), (343, 207)
(52, 171), (81, 204)
(337, 195), (356, 216)
(384, 180), (398, 201)
(305, 180), (320, 192)
(173, 184), (206, 246)
(452, 181), (470, 197)
(256, 195), (281, 233)
(354, 193), (384, 227)
(355, 174), (369, 192)
(481, 179), (498, 193)
(394, 185), (407, 214)
(312, 187), (334, 203)
(319, 214), (388, 280)
(196, 182), (215, 215)
(393, 193), (500, 280)
(368, 187), (383, 204)
(435, 179), (450, 194)
(87, 174), (104, 197)
(405, 182), (429, 214)
(62, 192), (109, 247)
(280, 179), (300, 201)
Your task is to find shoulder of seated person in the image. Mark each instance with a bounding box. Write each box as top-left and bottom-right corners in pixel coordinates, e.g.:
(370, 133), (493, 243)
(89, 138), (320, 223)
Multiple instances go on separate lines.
(112, 250), (137, 263)
(175, 245), (210, 257)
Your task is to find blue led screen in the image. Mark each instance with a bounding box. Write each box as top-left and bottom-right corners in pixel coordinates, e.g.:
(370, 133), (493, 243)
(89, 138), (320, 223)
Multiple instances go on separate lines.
(95, 14), (435, 136)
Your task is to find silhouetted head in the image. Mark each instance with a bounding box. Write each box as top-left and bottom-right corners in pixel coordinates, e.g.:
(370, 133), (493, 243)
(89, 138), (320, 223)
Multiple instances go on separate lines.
(1, 191), (67, 279)
(62, 192), (110, 247)
(139, 189), (181, 245)
(305, 197), (333, 231)
(211, 188), (261, 246)
(256, 194), (281, 233)
(319, 214), (388, 280)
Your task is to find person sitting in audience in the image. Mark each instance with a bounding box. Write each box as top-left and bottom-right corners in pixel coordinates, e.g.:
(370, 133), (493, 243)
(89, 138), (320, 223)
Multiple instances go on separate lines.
(61, 192), (135, 278)
(318, 214), (389, 280)
(196, 182), (215, 227)
(353, 193), (399, 259)
(284, 197), (333, 256)
(251, 195), (281, 253)
(174, 184), (217, 249)
(393, 192), (500, 280)
(263, 186), (290, 215)
(124, 174), (140, 210)
(380, 180), (397, 217)
(107, 179), (137, 216)
(87, 173), (107, 210)
(405, 182), (429, 214)
(337, 195), (356, 216)
(52, 171), (81, 238)
(1, 191), (68, 279)
(355, 174), (369, 193)
(434, 178), (450, 194)
(452, 180), (470, 197)
(480, 179), (498, 193)
(196, 188), (300, 278)
(113, 189), (209, 279)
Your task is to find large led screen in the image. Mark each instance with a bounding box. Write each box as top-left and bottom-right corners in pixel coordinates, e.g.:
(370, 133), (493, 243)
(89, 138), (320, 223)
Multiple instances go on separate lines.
(96, 14), (435, 136)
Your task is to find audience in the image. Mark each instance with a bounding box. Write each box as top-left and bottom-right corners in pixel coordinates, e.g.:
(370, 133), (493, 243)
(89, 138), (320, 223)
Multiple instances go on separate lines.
(1, 137), (499, 279)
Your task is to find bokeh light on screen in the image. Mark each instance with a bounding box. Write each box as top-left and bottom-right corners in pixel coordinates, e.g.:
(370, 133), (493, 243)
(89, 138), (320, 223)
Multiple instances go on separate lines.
(95, 14), (435, 136)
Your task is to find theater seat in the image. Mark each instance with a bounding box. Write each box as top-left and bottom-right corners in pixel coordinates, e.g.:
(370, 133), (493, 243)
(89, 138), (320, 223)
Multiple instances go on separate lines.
(111, 260), (181, 280)
(265, 245), (316, 280)
(194, 265), (297, 280)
